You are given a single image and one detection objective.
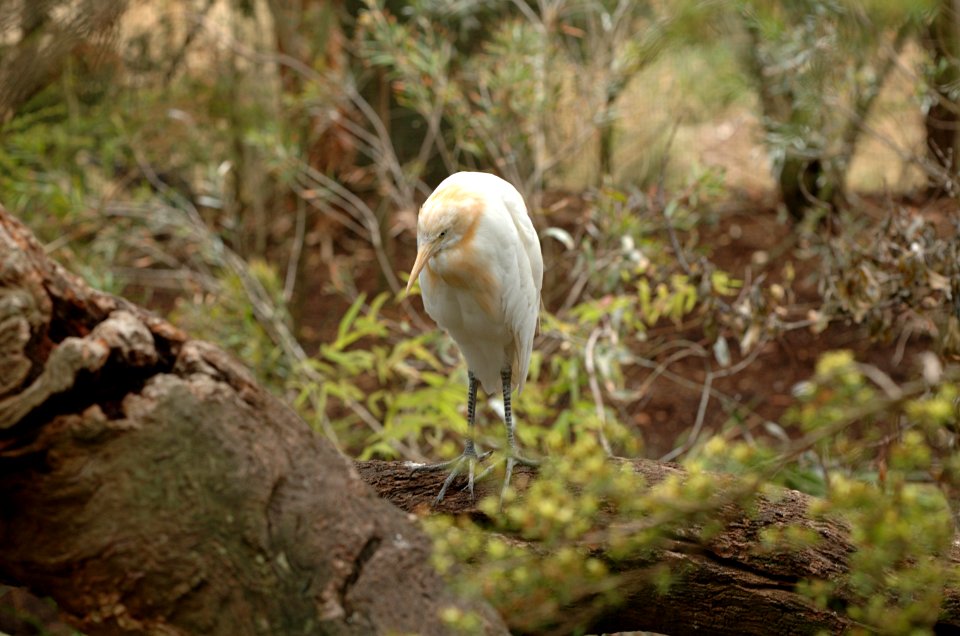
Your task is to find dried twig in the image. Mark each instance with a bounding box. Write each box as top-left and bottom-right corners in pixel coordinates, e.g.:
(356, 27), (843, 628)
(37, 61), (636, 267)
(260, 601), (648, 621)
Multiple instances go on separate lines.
(584, 325), (614, 456)
(283, 198), (307, 303)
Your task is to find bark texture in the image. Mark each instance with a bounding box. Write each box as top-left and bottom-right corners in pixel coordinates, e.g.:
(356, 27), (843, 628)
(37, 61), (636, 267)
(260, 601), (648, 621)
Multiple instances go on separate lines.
(0, 209), (506, 635)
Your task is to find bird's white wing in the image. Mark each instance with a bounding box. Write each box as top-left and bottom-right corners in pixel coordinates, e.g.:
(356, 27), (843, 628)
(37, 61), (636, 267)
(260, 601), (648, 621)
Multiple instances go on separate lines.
(433, 172), (543, 393)
(492, 177), (543, 393)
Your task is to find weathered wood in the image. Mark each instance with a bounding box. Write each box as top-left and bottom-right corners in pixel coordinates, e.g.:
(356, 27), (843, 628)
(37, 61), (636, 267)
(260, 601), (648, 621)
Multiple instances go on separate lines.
(0, 209), (506, 635)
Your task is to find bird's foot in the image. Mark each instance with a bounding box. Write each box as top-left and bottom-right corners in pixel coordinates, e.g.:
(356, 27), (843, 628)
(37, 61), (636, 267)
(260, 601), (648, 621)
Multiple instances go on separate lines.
(474, 451), (540, 510)
(407, 447), (492, 505)
(474, 451), (538, 481)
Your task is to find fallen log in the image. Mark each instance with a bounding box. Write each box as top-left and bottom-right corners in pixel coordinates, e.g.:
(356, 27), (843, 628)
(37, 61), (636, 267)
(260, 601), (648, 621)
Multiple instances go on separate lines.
(0, 208), (506, 635)
(356, 458), (960, 635)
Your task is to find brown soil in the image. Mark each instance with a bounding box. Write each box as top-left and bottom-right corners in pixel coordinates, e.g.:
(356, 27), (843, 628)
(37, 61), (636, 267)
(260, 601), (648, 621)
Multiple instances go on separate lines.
(626, 193), (949, 458)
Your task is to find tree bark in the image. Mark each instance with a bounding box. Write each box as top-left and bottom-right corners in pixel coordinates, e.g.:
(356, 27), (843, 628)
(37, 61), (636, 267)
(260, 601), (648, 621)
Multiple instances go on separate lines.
(356, 458), (960, 635)
(0, 208), (506, 635)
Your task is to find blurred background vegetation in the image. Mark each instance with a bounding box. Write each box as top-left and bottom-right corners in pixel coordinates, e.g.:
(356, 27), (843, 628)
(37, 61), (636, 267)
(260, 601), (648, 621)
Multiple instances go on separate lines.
(5, 0), (960, 632)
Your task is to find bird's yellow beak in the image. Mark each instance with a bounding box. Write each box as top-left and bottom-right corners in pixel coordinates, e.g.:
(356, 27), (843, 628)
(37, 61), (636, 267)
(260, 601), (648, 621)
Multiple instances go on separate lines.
(406, 241), (437, 294)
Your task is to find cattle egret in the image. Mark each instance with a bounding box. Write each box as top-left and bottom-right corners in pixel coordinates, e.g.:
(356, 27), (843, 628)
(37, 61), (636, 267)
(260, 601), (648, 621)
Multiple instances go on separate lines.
(406, 171), (544, 505)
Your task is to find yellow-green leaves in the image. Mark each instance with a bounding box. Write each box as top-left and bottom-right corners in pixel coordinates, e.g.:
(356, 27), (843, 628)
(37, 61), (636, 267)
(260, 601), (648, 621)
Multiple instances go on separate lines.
(811, 474), (953, 634)
(637, 274), (698, 326)
(425, 433), (652, 633)
(711, 270), (742, 296)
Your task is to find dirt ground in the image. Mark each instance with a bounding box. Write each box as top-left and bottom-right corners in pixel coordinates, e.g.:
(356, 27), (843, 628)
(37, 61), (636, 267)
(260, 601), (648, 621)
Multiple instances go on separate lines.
(625, 196), (944, 458)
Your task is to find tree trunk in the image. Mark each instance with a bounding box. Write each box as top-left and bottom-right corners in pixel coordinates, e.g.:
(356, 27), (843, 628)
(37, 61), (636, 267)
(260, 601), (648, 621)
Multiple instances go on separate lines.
(778, 154), (824, 221)
(739, 15), (825, 222)
(0, 208), (505, 635)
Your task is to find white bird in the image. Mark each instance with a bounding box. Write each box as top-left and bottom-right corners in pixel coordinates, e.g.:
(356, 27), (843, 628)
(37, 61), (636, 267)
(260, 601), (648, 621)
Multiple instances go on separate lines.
(406, 171), (543, 505)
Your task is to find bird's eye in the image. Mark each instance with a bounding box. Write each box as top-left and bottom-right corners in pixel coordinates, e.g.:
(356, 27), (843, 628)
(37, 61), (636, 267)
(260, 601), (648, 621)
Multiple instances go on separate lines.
(439, 230), (447, 239)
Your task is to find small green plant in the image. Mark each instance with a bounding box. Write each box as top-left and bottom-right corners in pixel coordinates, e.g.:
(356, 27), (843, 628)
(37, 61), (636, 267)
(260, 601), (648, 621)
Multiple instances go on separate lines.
(427, 349), (959, 634)
(292, 292), (472, 458)
(426, 432), (655, 634)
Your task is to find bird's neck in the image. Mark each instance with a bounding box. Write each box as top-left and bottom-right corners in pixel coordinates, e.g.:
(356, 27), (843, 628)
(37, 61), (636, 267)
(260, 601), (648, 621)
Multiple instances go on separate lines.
(426, 247), (500, 317)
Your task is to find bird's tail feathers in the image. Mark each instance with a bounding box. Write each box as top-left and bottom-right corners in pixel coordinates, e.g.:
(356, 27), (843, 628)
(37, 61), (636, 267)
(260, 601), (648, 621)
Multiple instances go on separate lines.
(513, 336), (529, 394)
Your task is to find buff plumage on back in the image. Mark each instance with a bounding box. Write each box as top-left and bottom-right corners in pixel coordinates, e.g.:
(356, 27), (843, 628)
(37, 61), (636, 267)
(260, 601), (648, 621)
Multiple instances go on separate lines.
(416, 172), (543, 395)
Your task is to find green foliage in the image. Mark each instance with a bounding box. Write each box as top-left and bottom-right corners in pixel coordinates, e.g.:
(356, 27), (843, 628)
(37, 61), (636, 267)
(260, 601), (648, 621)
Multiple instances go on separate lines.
(357, 0), (546, 181)
(783, 352), (958, 633)
(356, 0), (672, 188)
(426, 433), (651, 633)
(172, 260), (292, 386)
(427, 348), (960, 634)
(287, 292), (461, 456)
(798, 469), (954, 634)
(734, 0), (930, 210)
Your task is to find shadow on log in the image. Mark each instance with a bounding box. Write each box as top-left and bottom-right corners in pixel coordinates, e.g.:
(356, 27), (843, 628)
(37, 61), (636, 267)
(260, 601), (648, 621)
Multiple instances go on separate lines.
(0, 209), (505, 635)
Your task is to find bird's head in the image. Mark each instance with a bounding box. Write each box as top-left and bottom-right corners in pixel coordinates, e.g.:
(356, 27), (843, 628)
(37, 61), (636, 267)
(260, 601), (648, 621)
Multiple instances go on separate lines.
(406, 183), (482, 293)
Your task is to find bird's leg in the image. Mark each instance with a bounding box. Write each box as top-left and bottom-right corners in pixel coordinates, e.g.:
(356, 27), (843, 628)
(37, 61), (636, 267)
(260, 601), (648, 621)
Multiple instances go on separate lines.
(408, 371), (490, 504)
(497, 365), (538, 507)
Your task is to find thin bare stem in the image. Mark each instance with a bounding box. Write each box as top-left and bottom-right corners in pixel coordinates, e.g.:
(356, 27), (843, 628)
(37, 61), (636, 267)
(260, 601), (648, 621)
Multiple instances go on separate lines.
(585, 326), (614, 456)
(283, 198), (307, 303)
(661, 370), (714, 462)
